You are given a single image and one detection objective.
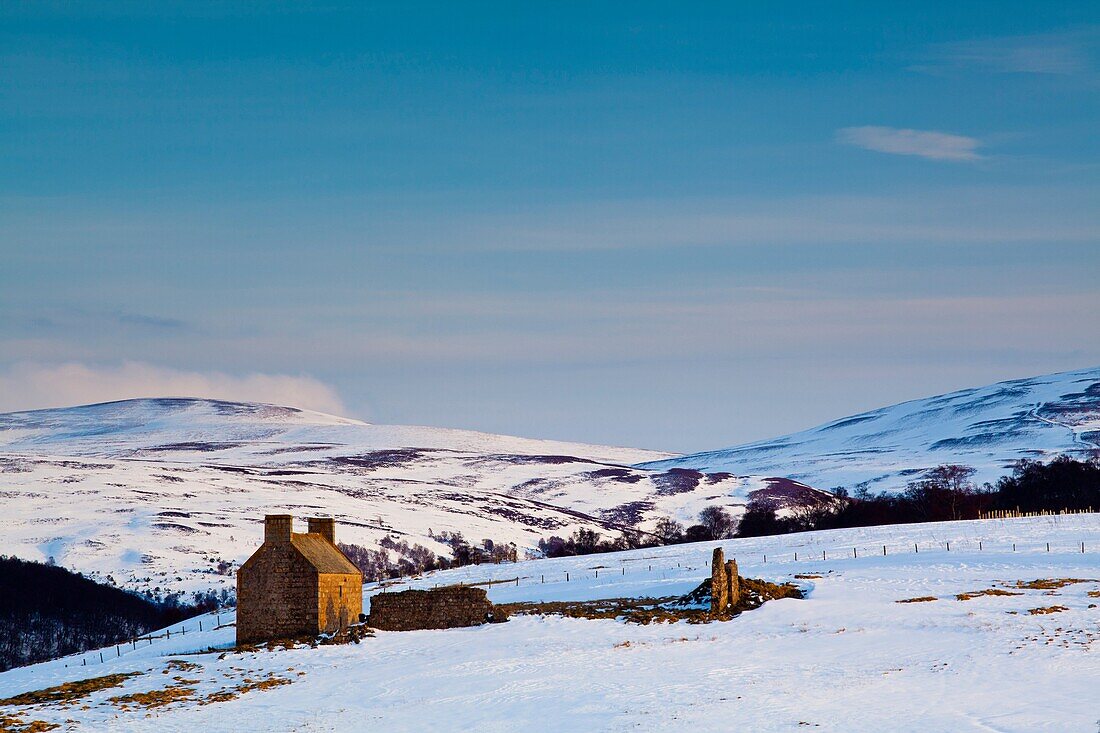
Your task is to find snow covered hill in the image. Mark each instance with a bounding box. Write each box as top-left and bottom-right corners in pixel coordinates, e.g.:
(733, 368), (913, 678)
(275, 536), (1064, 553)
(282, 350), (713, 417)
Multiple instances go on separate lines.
(0, 398), (830, 595)
(2, 515), (1097, 732)
(641, 366), (1100, 493)
(3, 366), (1096, 598)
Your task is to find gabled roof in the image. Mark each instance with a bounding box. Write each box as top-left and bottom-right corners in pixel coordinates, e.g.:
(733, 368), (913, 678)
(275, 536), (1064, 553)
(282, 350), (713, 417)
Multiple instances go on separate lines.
(290, 533), (361, 575)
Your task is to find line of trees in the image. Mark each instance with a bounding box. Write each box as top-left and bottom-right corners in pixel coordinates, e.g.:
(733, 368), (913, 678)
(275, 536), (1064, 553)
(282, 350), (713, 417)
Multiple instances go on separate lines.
(339, 531), (518, 582)
(738, 455), (1099, 538)
(537, 506), (736, 558)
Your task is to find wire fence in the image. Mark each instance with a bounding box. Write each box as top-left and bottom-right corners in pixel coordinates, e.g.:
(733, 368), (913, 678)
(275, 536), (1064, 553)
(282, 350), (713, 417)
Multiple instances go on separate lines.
(63, 611), (231, 669)
(397, 533), (1096, 596)
(979, 508), (1095, 519)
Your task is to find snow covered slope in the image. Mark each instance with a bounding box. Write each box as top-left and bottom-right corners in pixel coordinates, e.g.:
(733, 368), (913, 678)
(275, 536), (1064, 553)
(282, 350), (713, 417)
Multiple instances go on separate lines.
(642, 366), (1100, 493)
(2, 516), (1097, 732)
(0, 398), (830, 595)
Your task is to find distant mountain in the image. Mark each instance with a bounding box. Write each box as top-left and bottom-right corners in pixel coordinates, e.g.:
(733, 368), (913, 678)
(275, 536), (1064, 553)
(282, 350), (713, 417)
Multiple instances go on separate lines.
(0, 398), (825, 595)
(640, 367), (1100, 493)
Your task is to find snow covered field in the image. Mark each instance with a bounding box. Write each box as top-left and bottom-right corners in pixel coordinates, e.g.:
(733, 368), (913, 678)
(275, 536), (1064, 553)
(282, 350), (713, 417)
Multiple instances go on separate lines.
(3, 515), (1098, 732)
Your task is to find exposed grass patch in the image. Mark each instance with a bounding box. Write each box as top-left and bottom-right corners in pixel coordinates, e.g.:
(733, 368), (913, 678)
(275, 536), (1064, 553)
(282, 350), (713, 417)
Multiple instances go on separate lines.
(164, 660), (201, 673)
(896, 596), (938, 604)
(1006, 578), (1097, 591)
(200, 675), (292, 705)
(0, 713), (59, 733)
(1027, 605), (1069, 615)
(109, 685), (195, 710)
(0, 673), (142, 706)
(956, 589), (1024, 601)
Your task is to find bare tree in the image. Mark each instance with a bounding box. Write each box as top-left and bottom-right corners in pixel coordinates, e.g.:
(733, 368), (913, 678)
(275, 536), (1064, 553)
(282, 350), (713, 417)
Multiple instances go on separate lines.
(652, 517), (685, 545)
(905, 464), (978, 521)
(698, 505), (734, 540)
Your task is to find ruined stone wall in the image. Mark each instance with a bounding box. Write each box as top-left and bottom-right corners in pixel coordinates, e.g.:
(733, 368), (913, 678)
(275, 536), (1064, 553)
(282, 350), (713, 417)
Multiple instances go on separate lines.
(236, 544), (319, 644)
(317, 572), (363, 635)
(367, 586), (505, 631)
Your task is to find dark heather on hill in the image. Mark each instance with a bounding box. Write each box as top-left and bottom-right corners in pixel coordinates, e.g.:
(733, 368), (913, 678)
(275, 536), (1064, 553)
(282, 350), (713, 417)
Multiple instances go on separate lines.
(0, 556), (199, 671)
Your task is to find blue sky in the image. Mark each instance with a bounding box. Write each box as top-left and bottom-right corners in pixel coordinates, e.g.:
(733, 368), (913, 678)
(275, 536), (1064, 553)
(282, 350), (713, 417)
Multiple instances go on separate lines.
(1, 2), (1098, 451)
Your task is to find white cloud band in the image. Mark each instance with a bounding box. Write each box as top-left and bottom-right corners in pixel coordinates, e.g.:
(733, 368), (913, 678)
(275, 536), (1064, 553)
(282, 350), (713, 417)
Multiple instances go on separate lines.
(0, 361), (347, 415)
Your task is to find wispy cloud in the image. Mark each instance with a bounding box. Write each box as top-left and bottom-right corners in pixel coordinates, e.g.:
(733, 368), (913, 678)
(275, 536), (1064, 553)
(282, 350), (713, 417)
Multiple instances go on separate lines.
(836, 126), (981, 162)
(916, 28), (1098, 75)
(0, 361), (347, 415)
(115, 312), (187, 331)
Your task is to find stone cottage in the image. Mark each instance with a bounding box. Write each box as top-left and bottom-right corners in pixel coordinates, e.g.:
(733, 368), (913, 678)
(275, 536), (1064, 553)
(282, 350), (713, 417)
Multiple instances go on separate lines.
(236, 515), (363, 645)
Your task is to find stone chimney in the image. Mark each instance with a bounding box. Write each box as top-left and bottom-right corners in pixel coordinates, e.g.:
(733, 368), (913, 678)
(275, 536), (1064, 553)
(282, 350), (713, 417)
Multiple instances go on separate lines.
(308, 517), (336, 544)
(264, 514), (293, 544)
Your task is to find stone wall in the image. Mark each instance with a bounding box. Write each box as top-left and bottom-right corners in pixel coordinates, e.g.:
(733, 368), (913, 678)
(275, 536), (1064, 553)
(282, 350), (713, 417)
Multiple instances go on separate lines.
(367, 586), (507, 631)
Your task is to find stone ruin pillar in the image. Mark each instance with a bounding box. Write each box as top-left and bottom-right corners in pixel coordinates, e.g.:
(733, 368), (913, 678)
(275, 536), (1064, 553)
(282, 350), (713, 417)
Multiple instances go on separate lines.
(710, 547), (741, 615)
(725, 558), (739, 609)
(710, 547), (729, 613)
